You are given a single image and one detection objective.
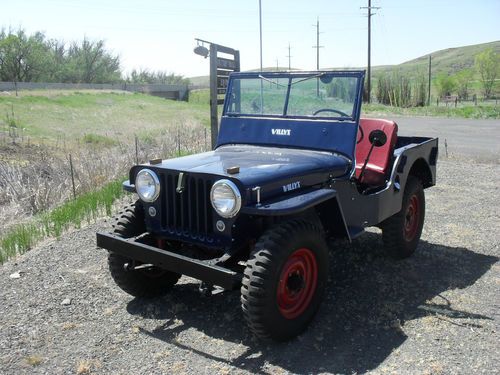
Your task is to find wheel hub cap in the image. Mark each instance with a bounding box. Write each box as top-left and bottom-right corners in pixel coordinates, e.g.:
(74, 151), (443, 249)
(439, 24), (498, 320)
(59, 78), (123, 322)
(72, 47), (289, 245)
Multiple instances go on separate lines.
(277, 248), (318, 319)
(404, 195), (420, 241)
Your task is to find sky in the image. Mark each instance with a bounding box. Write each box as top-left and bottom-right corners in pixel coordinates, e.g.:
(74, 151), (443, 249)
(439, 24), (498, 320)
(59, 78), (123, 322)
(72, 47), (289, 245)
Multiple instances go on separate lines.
(1, 0), (499, 78)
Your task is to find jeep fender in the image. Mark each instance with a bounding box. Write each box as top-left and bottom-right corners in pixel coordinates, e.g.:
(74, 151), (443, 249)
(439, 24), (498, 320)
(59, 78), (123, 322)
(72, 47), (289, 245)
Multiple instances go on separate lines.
(241, 188), (350, 240)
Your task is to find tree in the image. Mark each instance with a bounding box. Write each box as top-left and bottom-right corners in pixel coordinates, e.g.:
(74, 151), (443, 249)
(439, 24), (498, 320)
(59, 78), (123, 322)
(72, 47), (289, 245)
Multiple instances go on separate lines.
(43, 39), (68, 82)
(454, 69), (474, 100)
(413, 74), (428, 107)
(0, 27), (190, 85)
(326, 77), (357, 102)
(64, 38), (120, 83)
(434, 73), (456, 98)
(126, 69), (189, 85)
(375, 72), (412, 107)
(0, 28), (51, 84)
(474, 48), (499, 99)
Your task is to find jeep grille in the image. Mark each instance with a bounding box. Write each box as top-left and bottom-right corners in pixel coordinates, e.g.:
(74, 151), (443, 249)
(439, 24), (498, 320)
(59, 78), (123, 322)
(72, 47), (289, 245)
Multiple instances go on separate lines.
(159, 172), (214, 242)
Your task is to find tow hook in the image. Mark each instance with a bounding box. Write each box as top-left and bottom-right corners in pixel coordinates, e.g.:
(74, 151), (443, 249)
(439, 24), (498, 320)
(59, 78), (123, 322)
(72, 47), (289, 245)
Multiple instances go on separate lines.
(199, 282), (214, 297)
(123, 262), (154, 271)
(123, 262), (135, 272)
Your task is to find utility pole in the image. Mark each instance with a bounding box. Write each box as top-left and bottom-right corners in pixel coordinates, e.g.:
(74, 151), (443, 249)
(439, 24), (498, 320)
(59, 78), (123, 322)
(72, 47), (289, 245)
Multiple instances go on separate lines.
(312, 18), (324, 96)
(258, 0), (264, 111)
(361, 0), (380, 103)
(428, 55), (432, 106)
(259, 0), (263, 72)
(287, 43), (292, 70)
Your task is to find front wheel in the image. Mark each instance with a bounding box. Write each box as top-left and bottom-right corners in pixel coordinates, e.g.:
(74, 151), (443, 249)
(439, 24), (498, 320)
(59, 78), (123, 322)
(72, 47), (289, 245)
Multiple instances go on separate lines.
(241, 220), (329, 341)
(382, 176), (425, 259)
(108, 201), (180, 297)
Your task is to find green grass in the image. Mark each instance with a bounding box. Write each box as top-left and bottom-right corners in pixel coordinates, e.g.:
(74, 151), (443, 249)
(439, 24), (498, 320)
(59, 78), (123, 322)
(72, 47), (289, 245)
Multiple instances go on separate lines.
(189, 89), (210, 105)
(82, 133), (118, 147)
(0, 89), (212, 264)
(0, 90), (209, 145)
(0, 179), (124, 264)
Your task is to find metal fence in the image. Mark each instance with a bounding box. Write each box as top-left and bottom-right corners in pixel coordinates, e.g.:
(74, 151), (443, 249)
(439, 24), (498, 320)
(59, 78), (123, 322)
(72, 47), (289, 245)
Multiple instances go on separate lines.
(0, 82), (189, 101)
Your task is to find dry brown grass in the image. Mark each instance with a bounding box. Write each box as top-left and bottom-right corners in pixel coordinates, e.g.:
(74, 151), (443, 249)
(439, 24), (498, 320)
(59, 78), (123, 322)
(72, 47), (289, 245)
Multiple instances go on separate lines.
(1, 89), (132, 98)
(0, 120), (208, 235)
(76, 359), (101, 375)
(24, 355), (43, 366)
(61, 322), (78, 330)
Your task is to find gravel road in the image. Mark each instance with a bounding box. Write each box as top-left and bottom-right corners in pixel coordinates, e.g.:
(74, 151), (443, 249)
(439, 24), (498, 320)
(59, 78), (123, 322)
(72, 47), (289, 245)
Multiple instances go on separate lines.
(1, 124), (499, 374)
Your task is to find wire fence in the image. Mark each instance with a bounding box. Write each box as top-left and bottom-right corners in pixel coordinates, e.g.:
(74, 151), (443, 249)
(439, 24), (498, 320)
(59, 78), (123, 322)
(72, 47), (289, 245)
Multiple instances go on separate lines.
(435, 96), (499, 107)
(0, 124), (211, 234)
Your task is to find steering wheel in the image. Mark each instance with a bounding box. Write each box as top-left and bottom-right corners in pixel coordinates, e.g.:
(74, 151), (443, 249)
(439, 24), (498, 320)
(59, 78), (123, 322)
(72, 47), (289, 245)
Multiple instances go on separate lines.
(313, 108), (350, 117)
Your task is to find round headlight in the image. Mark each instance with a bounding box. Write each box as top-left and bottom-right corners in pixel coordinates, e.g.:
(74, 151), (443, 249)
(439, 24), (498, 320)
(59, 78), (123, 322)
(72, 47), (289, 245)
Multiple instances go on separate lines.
(210, 179), (241, 218)
(135, 169), (160, 202)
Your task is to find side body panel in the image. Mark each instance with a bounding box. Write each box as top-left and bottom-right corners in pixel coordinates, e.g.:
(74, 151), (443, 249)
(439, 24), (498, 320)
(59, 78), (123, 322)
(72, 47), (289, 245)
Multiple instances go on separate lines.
(336, 137), (438, 230)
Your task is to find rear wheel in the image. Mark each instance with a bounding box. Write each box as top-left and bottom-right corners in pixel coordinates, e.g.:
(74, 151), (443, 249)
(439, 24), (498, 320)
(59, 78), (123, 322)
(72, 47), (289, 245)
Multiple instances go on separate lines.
(241, 220), (329, 341)
(382, 176), (425, 259)
(108, 201), (180, 297)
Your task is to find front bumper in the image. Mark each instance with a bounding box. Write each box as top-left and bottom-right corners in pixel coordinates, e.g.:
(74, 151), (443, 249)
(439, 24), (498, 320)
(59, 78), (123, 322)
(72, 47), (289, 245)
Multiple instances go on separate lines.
(96, 232), (242, 290)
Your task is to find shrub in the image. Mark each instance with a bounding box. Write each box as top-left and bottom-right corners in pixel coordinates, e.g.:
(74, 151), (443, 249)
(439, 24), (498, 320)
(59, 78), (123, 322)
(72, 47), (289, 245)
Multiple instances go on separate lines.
(376, 72), (412, 107)
(82, 133), (117, 147)
(434, 73), (456, 98)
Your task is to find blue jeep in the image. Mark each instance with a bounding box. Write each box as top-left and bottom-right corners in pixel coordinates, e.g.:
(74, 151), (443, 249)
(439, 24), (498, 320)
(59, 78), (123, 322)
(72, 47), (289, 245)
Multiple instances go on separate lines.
(97, 70), (438, 341)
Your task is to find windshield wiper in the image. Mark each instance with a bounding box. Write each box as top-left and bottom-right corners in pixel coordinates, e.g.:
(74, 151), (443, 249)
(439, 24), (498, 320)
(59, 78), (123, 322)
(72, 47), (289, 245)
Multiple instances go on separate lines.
(258, 75), (288, 88)
(290, 73), (324, 86)
(258, 72), (326, 88)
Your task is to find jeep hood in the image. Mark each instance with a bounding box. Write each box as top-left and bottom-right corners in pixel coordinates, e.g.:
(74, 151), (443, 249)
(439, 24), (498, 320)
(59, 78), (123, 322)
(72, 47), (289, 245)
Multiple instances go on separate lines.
(149, 145), (351, 188)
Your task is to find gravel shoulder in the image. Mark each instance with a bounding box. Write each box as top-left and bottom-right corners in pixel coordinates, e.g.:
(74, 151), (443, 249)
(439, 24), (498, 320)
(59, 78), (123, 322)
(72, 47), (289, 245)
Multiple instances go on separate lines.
(1, 160), (499, 373)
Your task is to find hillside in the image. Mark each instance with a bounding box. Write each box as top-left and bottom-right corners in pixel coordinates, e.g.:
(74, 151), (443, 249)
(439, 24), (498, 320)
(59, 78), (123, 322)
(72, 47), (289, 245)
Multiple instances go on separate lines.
(373, 40), (500, 77)
(189, 40), (500, 86)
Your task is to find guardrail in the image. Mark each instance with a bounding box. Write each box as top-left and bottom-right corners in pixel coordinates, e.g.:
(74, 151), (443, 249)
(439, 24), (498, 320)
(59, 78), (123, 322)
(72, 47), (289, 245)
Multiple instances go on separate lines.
(0, 82), (189, 101)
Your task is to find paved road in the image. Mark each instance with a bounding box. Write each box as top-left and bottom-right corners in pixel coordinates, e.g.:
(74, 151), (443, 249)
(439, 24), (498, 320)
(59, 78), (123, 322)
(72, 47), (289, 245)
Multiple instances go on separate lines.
(393, 116), (499, 163)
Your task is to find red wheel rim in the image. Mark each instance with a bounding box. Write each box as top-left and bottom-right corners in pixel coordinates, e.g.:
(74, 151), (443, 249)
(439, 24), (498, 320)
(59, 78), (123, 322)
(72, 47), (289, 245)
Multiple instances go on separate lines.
(404, 194), (420, 241)
(277, 248), (318, 319)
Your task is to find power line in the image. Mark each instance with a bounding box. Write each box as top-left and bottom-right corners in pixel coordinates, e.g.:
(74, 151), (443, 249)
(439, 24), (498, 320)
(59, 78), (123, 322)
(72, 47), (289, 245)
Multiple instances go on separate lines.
(360, 0), (380, 103)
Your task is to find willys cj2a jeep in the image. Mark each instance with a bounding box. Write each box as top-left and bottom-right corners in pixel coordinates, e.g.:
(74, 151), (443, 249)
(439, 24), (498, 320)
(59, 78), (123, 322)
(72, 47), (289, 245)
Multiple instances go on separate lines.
(97, 70), (438, 341)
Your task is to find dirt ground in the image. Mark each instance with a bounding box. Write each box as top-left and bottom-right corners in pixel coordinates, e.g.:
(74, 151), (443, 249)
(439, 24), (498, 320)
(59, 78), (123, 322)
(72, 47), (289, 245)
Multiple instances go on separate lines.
(0, 117), (499, 374)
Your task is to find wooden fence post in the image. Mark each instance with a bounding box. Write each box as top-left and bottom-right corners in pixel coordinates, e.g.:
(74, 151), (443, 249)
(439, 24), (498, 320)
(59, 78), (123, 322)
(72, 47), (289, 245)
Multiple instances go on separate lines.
(135, 135), (139, 165)
(69, 154), (76, 200)
(177, 129), (181, 156)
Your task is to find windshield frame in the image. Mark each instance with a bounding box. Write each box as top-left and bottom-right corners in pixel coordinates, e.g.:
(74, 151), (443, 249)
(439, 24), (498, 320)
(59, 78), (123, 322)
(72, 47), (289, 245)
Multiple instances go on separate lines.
(222, 70), (365, 122)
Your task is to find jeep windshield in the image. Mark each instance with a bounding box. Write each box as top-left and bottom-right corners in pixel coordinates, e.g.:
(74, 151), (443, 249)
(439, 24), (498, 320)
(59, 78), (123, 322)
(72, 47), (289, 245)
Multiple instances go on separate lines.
(224, 71), (363, 121)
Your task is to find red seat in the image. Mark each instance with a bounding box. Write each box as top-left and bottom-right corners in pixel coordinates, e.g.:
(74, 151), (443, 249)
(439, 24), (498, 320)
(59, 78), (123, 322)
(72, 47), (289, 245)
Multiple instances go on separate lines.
(355, 118), (398, 186)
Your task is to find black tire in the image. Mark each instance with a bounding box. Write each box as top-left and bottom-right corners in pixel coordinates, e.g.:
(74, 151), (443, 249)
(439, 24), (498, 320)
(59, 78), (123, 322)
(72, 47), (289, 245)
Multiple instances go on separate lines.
(382, 176), (425, 259)
(108, 201), (180, 297)
(241, 219), (329, 341)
